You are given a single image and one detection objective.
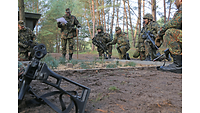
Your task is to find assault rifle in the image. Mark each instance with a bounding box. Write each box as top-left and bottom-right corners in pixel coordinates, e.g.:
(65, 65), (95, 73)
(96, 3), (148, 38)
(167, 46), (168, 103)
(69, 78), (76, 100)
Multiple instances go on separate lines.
(142, 31), (159, 50)
(92, 37), (109, 55)
(18, 44), (90, 113)
(153, 48), (171, 62)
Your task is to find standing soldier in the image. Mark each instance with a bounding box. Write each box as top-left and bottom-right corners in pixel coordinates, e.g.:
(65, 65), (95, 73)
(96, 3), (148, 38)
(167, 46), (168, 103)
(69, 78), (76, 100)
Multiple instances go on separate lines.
(107, 27), (130, 60)
(156, 0), (182, 73)
(57, 8), (81, 60)
(92, 25), (112, 59)
(18, 20), (37, 61)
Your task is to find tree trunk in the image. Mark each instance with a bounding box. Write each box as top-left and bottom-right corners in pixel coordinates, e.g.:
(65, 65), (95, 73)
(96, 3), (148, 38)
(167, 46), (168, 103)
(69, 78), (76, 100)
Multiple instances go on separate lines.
(163, 0), (166, 23)
(133, 19), (139, 47)
(143, 0), (145, 16)
(167, 0), (172, 21)
(116, 0), (119, 27)
(102, 0), (106, 31)
(123, 11), (125, 32)
(92, 0), (95, 51)
(138, 0), (141, 33)
(123, 0), (129, 39)
(127, 0), (134, 46)
(151, 0), (156, 21)
(110, 0), (115, 36)
(18, 0), (25, 22)
(96, 0), (100, 25)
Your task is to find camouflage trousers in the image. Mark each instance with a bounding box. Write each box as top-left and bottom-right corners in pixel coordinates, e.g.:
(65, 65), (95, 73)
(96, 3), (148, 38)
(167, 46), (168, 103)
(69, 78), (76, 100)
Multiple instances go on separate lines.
(61, 38), (75, 55)
(144, 40), (157, 60)
(18, 61), (25, 76)
(97, 45), (112, 57)
(132, 48), (145, 60)
(117, 45), (130, 59)
(164, 28), (182, 55)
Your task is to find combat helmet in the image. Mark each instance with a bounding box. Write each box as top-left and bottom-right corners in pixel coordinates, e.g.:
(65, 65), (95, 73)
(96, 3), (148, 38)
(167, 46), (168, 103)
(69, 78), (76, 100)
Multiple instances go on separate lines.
(18, 20), (25, 27)
(143, 13), (153, 20)
(97, 25), (104, 31)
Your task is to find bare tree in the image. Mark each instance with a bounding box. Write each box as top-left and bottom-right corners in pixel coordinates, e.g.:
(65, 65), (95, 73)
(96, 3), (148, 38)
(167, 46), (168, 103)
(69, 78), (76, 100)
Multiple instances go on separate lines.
(116, 0), (119, 27)
(110, 0), (115, 36)
(127, 0), (134, 46)
(143, 0), (145, 16)
(167, 0), (172, 21)
(164, 0), (166, 23)
(138, 0), (141, 33)
(123, 0), (129, 39)
(151, 0), (156, 21)
(92, 0), (95, 51)
(18, 0), (25, 22)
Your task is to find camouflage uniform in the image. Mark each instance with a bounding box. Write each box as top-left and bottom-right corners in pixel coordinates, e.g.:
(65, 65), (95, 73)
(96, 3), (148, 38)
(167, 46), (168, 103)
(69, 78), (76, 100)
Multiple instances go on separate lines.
(57, 8), (81, 60)
(18, 20), (37, 61)
(158, 5), (182, 55)
(157, 5), (182, 73)
(18, 61), (25, 77)
(92, 26), (112, 59)
(133, 25), (146, 60)
(133, 14), (160, 60)
(107, 27), (130, 59)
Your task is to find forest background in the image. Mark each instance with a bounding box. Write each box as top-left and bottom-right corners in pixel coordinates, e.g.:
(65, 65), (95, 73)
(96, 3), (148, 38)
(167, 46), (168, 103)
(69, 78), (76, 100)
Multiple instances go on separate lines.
(19, 0), (177, 54)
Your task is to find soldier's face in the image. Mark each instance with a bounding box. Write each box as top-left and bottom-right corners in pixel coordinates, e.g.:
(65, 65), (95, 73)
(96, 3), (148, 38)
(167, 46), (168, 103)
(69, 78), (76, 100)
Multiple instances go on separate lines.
(116, 29), (121, 34)
(97, 29), (102, 33)
(175, 0), (182, 9)
(144, 19), (149, 25)
(65, 12), (71, 16)
(18, 25), (24, 30)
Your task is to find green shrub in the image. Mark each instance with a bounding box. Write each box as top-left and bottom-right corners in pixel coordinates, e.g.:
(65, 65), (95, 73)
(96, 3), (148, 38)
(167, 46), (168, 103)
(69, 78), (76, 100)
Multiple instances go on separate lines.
(41, 54), (59, 69)
(124, 62), (136, 67)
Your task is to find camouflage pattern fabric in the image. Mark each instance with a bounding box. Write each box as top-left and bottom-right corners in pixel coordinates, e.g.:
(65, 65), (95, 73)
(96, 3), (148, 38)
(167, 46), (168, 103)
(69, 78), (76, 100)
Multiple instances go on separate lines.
(58, 14), (80, 55)
(61, 38), (75, 54)
(18, 27), (37, 60)
(158, 5), (182, 55)
(140, 21), (160, 59)
(109, 31), (130, 59)
(92, 32), (112, 56)
(18, 61), (25, 76)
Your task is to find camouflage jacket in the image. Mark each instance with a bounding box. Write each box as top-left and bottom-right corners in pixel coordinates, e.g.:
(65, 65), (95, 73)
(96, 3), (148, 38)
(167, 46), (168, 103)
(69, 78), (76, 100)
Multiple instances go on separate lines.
(92, 32), (111, 47)
(58, 14), (81, 38)
(141, 21), (160, 39)
(18, 27), (36, 52)
(158, 5), (182, 36)
(110, 31), (130, 48)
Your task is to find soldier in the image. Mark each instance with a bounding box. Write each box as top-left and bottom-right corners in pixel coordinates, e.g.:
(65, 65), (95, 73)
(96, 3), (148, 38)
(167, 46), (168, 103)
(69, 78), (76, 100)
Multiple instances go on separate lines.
(133, 21), (146, 60)
(143, 13), (160, 61)
(107, 27), (130, 60)
(155, 0), (182, 73)
(92, 25), (112, 59)
(18, 20), (37, 61)
(57, 8), (81, 60)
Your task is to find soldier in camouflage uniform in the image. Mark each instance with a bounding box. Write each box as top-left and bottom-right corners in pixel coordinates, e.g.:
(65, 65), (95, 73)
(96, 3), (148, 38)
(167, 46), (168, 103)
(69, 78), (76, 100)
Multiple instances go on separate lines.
(156, 0), (182, 73)
(57, 8), (81, 60)
(133, 21), (146, 60)
(142, 14), (160, 61)
(107, 27), (130, 60)
(92, 25), (112, 59)
(18, 20), (37, 61)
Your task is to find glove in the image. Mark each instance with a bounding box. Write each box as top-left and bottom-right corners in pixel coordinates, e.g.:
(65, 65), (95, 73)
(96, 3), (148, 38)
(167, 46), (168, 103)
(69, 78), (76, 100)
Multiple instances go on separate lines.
(155, 35), (163, 47)
(77, 24), (81, 28)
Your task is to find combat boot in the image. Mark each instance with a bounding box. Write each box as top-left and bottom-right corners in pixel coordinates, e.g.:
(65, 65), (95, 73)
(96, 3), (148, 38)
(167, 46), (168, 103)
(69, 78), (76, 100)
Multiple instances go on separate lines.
(145, 55), (152, 61)
(69, 53), (73, 60)
(104, 54), (108, 59)
(108, 55), (111, 59)
(158, 54), (182, 73)
(63, 53), (66, 58)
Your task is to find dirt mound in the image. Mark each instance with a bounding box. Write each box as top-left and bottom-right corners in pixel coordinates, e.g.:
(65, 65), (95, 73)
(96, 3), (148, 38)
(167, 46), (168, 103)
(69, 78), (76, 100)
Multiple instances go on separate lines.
(18, 67), (182, 113)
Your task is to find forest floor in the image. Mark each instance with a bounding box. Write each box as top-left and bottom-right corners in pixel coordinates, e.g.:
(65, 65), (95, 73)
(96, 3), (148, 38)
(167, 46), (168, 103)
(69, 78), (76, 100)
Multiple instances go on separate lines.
(18, 53), (182, 113)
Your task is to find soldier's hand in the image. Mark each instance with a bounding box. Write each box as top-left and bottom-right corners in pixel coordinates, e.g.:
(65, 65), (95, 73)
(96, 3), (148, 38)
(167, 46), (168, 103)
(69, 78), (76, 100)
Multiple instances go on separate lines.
(155, 35), (163, 47)
(106, 43), (111, 46)
(77, 24), (81, 28)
